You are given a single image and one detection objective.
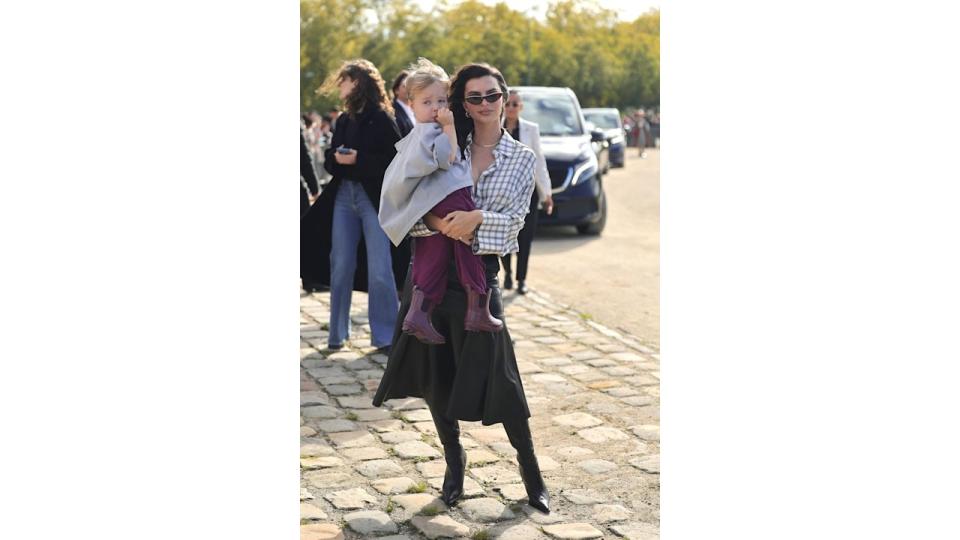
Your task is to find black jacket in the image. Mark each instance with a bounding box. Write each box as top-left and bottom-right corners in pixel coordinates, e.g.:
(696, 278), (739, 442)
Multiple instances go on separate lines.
(300, 132), (319, 217)
(393, 99), (414, 137)
(300, 106), (410, 291)
(300, 132), (319, 195)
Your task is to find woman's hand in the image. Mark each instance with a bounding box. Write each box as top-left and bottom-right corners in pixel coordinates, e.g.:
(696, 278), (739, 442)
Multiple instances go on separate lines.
(334, 148), (357, 165)
(423, 212), (477, 245)
(543, 194), (555, 215)
(439, 210), (482, 241)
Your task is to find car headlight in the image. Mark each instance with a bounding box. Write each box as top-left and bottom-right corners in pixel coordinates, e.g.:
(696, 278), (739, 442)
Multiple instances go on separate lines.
(610, 135), (624, 145)
(570, 155), (598, 186)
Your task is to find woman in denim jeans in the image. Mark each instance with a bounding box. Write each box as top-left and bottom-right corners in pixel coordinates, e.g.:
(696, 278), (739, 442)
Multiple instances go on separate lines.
(302, 59), (404, 351)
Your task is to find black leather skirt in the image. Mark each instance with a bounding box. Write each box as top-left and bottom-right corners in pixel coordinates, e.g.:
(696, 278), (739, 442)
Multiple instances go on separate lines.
(372, 256), (531, 425)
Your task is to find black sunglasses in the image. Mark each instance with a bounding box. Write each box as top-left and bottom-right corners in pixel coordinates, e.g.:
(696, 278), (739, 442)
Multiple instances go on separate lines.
(463, 92), (503, 105)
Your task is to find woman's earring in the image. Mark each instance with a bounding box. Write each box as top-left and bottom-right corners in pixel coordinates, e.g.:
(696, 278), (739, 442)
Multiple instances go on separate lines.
(465, 111), (470, 118)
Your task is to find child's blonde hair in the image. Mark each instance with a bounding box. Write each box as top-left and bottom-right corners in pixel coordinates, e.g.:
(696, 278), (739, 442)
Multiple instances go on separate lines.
(404, 57), (449, 99)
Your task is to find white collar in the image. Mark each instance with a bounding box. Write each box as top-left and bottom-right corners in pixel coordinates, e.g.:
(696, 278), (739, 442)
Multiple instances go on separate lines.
(396, 99), (415, 122)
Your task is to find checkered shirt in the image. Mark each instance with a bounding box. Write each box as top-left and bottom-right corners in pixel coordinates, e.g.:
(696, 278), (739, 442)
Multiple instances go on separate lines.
(409, 130), (536, 256)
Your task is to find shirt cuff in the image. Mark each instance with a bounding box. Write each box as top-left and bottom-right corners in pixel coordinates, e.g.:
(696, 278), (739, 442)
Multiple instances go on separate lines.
(409, 219), (438, 237)
(474, 210), (513, 255)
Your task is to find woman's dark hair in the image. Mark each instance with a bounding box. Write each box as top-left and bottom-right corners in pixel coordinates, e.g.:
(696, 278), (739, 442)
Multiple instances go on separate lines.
(319, 59), (394, 118)
(448, 63), (509, 158)
(301, 113), (313, 128)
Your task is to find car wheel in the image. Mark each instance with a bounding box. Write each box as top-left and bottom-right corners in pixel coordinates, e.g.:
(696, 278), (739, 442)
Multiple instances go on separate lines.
(576, 191), (607, 236)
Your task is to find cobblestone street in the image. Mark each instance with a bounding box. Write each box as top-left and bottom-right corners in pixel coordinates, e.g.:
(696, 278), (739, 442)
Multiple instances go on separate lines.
(301, 288), (660, 540)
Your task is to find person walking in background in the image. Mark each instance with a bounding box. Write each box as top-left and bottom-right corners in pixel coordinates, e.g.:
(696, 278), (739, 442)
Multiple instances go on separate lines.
(300, 129), (319, 219)
(313, 115), (333, 184)
(308, 110), (324, 147)
(303, 112), (326, 181)
(500, 89), (553, 294)
(391, 70), (415, 137)
(379, 58), (503, 345)
(633, 110), (651, 158)
(622, 113), (635, 147)
(299, 59), (405, 351)
(649, 110), (660, 148)
(374, 62), (551, 515)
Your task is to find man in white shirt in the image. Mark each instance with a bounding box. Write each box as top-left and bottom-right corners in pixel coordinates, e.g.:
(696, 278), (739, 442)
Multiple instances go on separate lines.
(391, 70), (415, 137)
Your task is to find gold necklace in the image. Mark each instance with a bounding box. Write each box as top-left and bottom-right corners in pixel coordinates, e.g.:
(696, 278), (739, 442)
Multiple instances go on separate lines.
(471, 135), (500, 148)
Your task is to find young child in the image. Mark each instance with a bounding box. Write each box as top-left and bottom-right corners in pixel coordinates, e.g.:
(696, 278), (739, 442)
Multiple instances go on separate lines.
(379, 58), (503, 345)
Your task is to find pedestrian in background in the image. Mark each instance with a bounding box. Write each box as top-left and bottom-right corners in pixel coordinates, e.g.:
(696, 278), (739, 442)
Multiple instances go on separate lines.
(302, 112), (325, 180)
(633, 110), (651, 158)
(649, 110), (660, 148)
(622, 113), (635, 147)
(299, 59), (405, 350)
(500, 89), (553, 294)
(391, 70), (415, 137)
(374, 62), (551, 515)
(300, 129), (319, 219)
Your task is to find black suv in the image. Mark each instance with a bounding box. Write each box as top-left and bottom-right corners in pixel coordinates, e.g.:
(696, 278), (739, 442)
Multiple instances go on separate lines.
(513, 86), (607, 235)
(583, 107), (626, 168)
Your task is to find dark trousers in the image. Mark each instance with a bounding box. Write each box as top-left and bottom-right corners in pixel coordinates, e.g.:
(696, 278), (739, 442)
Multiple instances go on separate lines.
(412, 187), (488, 304)
(501, 191), (539, 282)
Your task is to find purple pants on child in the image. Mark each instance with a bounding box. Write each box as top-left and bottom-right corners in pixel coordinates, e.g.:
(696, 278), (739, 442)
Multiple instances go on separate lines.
(412, 187), (488, 304)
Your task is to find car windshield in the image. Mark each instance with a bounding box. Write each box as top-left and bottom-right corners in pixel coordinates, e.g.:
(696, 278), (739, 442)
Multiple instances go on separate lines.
(584, 112), (620, 129)
(519, 93), (584, 136)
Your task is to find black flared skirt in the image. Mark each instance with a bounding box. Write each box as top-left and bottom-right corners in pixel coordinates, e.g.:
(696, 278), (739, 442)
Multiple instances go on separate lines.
(372, 255), (530, 426)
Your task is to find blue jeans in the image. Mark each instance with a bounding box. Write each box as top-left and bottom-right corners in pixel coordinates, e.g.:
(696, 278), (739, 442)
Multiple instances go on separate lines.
(329, 180), (399, 348)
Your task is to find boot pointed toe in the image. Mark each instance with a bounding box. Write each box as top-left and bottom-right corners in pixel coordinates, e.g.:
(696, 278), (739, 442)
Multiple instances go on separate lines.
(527, 491), (550, 514)
(440, 487), (463, 507)
(439, 445), (466, 508)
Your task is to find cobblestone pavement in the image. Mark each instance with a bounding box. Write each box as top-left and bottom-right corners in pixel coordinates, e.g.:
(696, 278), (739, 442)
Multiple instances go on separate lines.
(301, 287), (660, 540)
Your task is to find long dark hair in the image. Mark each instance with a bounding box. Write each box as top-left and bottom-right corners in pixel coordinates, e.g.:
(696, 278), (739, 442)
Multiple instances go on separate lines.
(448, 63), (509, 158)
(319, 59), (394, 118)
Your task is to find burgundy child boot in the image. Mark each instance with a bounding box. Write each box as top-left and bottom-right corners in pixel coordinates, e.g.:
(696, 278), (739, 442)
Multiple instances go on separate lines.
(464, 288), (504, 333)
(402, 287), (446, 345)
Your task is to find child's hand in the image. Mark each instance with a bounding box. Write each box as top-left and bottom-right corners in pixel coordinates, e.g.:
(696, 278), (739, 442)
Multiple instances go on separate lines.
(436, 107), (454, 127)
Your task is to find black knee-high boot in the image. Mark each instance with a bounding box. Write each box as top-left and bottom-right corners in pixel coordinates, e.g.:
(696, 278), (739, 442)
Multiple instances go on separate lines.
(503, 416), (550, 514)
(430, 406), (466, 507)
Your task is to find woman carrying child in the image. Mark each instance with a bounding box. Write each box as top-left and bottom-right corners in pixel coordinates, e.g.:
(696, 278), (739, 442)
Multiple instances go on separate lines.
(374, 61), (551, 514)
(379, 57), (503, 344)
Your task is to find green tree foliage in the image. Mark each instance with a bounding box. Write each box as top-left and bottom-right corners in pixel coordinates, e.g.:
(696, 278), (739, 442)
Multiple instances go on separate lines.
(300, 0), (659, 114)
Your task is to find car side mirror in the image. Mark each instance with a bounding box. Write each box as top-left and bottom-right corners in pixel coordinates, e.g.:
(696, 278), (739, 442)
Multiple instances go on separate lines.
(590, 130), (605, 143)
